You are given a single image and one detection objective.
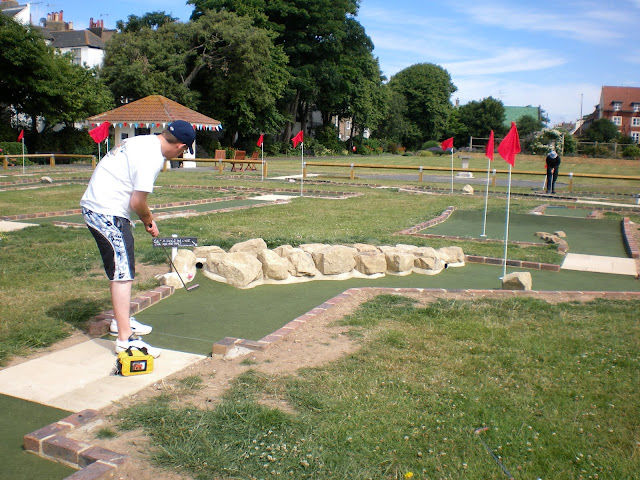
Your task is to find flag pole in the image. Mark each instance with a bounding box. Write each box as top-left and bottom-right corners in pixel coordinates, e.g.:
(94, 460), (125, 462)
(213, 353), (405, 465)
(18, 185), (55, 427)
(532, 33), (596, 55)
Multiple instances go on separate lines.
(21, 137), (25, 174)
(481, 156), (491, 237)
(501, 165), (512, 279)
(261, 143), (264, 181)
(450, 149), (454, 193)
(300, 142), (304, 197)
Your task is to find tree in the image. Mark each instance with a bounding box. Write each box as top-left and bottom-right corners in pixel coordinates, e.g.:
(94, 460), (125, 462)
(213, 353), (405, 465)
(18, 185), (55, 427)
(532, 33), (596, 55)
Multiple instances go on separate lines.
(188, 0), (363, 140)
(385, 63), (457, 148)
(116, 11), (179, 32)
(458, 97), (506, 139)
(101, 10), (290, 141)
(516, 114), (543, 137)
(0, 16), (113, 140)
(584, 118), (620, 143)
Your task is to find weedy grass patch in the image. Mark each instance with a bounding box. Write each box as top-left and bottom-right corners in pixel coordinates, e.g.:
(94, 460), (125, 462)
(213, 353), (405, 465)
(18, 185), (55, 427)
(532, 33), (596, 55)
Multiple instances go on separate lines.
(118, 296), (640, 479)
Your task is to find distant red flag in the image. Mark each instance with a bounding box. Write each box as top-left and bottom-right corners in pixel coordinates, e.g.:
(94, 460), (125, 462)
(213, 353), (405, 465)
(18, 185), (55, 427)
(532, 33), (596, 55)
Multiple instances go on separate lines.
(440, 137), (454, 151)
(485, 130), (494, 161)
(257, 134), (264, 147)
(89, 122), (111, 144)
(498, 122), (520, 166)
(292, 130), (304, 148)
(17, 129), (24, 142)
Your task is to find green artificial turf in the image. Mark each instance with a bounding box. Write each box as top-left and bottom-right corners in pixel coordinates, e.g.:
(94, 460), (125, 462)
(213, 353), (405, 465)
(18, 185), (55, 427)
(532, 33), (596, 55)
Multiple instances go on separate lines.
(0, 395), (75, 480)
(133, 263), (640, 355)
(421, 210), (629, 257)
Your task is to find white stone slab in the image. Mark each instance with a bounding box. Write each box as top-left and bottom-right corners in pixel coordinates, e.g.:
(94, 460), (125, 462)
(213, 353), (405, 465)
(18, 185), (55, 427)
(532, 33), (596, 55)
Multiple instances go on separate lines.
(0, 339), (206, 412)
(561, 253), (637, 276)
(249, 195), (296, 201)
(0, 220), (38, 232)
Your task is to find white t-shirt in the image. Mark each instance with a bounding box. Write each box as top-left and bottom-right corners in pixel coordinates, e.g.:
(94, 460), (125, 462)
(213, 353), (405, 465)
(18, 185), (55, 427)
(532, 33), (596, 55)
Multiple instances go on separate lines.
(81, 135), (165, 220)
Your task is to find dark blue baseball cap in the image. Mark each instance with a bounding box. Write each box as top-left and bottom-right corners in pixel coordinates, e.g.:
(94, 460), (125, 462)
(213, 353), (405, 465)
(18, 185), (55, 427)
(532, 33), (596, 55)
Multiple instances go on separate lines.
(168, 120), (195, 154)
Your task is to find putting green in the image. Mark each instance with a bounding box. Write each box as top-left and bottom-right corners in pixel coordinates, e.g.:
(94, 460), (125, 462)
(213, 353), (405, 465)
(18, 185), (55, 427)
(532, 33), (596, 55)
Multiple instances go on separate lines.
(0, 395), (75, 480)
(422, 210), (628, 257)
(134, 264), (640, 356)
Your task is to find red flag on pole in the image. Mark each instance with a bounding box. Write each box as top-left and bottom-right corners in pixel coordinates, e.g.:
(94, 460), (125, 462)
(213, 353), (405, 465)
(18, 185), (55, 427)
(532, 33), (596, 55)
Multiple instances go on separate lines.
(485, 130), (494, 161)
(498, 122), (520, 167)
(440, 137), (454, 151)
(257, 134), (264, 147)
(292, 130), (304, 148)
(17, 129), (24, 142)
(89, 122), (111, 144)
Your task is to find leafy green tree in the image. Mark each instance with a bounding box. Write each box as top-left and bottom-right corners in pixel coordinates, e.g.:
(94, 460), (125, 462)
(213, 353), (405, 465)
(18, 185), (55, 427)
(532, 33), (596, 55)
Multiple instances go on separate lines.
(458, 97), (506, 139)
(375, 86), (416, 145)
(116, 11), (179, 32)
(516, 114), (543, 137)
(584, 118), (619, 142)
(385, 63), (457, 149)
(189, 0), (365, 140)
(0, 16), (113, 142)
(101, 10), (289, 141)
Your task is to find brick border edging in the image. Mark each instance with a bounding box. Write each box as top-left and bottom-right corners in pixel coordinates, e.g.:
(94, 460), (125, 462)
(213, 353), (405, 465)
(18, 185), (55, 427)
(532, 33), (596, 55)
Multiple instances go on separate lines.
(24, 409), (128, 480)
(86, 285), (175, 335)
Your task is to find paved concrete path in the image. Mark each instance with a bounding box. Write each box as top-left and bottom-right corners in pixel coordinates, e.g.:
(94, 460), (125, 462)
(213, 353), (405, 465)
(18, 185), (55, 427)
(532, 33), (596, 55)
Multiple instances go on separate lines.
(0, 339), (205, 412)
(561, 253), (637, 276)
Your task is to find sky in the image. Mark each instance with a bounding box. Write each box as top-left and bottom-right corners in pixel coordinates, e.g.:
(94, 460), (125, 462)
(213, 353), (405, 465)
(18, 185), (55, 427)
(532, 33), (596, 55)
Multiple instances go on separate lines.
(33, 0), (640, 127)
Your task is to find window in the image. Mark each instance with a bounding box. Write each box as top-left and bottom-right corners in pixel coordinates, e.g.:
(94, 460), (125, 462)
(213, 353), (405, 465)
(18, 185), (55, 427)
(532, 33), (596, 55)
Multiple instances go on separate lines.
(632, 132), (640, 143)
(633, 117), (640, 127)
(71, 48), (81, 65)
(613, 102), (622, 111)
(611, 116), (622, 126)
(633, 103), (640, 112)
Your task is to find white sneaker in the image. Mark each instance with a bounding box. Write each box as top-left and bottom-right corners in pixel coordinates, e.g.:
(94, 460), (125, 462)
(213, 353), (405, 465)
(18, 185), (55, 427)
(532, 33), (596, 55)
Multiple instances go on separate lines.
(115, 334), (161, 358)
(109, 316), (152, 336)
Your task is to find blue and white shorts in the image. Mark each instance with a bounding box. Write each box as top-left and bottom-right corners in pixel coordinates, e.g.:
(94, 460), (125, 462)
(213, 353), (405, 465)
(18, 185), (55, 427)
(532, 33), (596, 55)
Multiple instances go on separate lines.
(82, 207), (135, 281)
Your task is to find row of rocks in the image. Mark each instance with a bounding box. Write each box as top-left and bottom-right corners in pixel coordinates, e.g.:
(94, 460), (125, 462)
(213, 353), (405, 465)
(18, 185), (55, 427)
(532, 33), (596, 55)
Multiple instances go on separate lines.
(160, 238), (466, 289)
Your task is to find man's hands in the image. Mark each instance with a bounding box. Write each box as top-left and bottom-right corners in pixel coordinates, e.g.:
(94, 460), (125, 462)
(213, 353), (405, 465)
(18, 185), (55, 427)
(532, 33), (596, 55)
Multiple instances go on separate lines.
(145, 219), (159, 237)
(130, 191), (158, 237)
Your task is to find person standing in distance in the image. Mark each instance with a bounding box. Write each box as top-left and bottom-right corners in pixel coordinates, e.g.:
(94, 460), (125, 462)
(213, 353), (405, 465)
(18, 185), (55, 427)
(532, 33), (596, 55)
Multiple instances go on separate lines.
(545, 150), (561, 194)
(81, 120), (195, 357)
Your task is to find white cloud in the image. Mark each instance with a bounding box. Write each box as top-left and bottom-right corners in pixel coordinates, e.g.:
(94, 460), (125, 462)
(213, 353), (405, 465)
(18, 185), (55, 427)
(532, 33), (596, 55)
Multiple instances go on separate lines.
(463, 3), (625, 42)
(442, 48), (566, 76)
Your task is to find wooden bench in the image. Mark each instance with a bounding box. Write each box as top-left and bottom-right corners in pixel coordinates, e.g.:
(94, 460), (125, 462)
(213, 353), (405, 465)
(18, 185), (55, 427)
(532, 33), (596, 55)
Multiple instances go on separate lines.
(244, 151), (259, 171)
(230, 150), (246, 171)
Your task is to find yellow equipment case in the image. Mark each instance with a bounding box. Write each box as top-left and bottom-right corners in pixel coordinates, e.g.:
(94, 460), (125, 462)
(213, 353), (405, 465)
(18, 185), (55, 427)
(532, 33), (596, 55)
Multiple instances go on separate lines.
(116, 346), (154, 376)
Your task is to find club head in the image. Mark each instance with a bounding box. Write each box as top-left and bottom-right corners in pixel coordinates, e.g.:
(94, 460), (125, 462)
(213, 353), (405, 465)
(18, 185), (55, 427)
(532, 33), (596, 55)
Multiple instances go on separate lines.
(186, 284), (200, 291)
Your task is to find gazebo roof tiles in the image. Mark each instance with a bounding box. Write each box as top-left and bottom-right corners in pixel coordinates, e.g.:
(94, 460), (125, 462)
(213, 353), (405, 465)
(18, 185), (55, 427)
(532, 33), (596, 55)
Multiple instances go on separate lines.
(88, 95), (220, 126)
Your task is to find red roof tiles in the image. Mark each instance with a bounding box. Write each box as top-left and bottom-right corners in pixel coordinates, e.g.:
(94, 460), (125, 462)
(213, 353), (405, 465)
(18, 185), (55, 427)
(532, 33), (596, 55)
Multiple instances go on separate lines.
(87, 95), (220, 126)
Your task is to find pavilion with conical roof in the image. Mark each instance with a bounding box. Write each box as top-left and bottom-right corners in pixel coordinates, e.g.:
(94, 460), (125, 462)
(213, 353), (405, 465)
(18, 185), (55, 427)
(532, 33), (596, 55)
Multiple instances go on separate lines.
(87, 95), (222, 164)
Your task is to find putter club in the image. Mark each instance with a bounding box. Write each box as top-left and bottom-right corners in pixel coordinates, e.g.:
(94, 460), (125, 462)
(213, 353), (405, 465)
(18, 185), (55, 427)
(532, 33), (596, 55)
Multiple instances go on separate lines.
(473, 427), (514, 479)
(160, 244), (199, 291)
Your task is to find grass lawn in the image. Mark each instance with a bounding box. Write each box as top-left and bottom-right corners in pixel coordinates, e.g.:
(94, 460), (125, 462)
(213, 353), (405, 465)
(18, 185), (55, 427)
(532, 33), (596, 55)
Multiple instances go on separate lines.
(118, 295), (640, 479)
(1, 158), (640, 479)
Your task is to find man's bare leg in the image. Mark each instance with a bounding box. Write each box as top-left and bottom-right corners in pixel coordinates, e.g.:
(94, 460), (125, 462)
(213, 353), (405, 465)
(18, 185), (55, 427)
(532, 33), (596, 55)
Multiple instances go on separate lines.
(111, 280), (133, 342)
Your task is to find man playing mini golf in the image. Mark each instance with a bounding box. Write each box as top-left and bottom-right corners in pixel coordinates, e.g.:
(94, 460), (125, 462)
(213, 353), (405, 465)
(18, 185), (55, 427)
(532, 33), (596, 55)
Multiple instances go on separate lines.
(81, 120), (195, 358)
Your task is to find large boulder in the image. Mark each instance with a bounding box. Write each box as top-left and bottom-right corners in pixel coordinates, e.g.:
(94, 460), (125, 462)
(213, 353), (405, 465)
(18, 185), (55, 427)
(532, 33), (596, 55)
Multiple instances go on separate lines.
(274, 244), (296, 258)
(435, 246), (465, 265)
(193, 245), (225, 258)
(229, 238), (267, 255)
(355, 251), (387, 275)
(352, 243), (380, 253)
(286, 250), (320, 277)
(502, 272), (532, 291)
(412, 246), (444, 272)
(395, 244), (418, 253)
(299, 243), (327, 255)
(312, 245), (357, 275)
(258, 249), (291, 280)
(209, 252), (263, 288)
(385, 252), (415, 273)
(172, 249), (197, 282)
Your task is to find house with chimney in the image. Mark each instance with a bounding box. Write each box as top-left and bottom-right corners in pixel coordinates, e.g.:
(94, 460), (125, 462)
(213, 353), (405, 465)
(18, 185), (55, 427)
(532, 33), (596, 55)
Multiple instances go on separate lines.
(583, 86), (640, 143)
